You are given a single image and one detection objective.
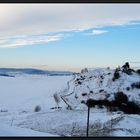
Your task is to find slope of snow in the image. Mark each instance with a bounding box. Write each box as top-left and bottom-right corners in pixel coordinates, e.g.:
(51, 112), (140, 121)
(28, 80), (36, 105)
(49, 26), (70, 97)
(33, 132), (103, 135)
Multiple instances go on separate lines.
(0, 66), (140, 136)
(112, 114), (140, 136)
(1, 109), (139, 136)
(0, 123), (59, 136)
(0, 75), (72, 111)
(62, 67), (140, 110)
(0, 108), (125, 136)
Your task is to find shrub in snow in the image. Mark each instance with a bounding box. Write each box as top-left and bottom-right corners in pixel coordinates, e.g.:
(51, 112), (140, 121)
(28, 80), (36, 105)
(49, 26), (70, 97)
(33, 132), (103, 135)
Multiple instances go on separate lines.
(90, 90), (93, 93)
(136, 69), (140, 75)
(53, 93), (61, 108)
(124, 68), (135, 75)
(126, 87), (130, 91)
(81, 100), (85, 104)
(114, 71), (120, 79)
(125, 101), (140, 114)
(86, 99), (97, 108)
(53, 93), (60, 103)
(114, 91), (128, 104)
(126, 62), (130, 68)
(109, 106), (118, 112)
(122, 62), (130, 70)
(100, 75), (104, 79)
(131, 82), (140, 89)
(85, 97), (140, 114)
(97, 104), (104, 109)
(101, 100), (111, 107)
(105, 94), (110, 98)
(85, 99), (110, 108)
(76, 78), (79, 81)
(100, 80), (103, 83)
(122, 62), (135, 75)
(112, 68), (120, 81)
(34, 105), (41, 112)
(80, 76), (85, 80)
(82, 93), (87, 96)
(81, 68), (88, 73)
(99, 89), (104, 93)
(78, 81), (82, 85)
(131, 83), (135, 89)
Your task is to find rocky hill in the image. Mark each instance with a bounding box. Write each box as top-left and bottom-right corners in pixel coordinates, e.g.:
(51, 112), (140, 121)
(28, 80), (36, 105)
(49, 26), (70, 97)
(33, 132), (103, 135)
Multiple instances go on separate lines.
(61, 62), (140, 114)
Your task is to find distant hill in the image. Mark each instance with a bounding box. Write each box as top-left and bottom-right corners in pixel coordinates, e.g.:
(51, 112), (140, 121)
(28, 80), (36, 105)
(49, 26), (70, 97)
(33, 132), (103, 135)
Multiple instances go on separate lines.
(0, 68), (74, 76)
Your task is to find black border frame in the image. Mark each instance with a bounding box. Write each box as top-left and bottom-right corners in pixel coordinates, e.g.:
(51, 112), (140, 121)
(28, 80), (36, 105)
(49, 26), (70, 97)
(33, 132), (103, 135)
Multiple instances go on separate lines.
(0, 0), (140, 3)
(0, 1), (140, 140)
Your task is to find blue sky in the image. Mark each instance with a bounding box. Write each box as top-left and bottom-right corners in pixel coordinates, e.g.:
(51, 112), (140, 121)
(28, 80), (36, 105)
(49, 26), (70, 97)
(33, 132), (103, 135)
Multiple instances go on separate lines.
(0, 4), (140, 72)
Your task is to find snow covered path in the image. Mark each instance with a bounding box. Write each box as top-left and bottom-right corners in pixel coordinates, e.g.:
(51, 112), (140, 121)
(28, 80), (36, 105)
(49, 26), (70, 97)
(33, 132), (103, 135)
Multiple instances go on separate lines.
(55, 74), (77, 109)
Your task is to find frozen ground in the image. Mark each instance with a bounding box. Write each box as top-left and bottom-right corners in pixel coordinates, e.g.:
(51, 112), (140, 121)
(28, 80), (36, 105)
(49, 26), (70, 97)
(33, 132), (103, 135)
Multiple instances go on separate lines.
(0, 75), (72, 111)
(0, 123), (59, 136)
(0, 74), (72, 136)
(0, 72), (140, 136)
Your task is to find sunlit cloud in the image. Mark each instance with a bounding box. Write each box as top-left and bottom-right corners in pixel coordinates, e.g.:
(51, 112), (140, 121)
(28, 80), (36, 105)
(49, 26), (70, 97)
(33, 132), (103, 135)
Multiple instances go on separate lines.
(91, 30), (108, 35)
(0, 4), (140, 37)
(0, 34), (63, 48)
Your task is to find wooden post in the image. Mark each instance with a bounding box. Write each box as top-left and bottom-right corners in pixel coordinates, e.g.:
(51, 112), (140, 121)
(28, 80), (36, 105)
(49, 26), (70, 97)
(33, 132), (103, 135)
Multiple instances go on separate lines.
(86, 106), (90, 137)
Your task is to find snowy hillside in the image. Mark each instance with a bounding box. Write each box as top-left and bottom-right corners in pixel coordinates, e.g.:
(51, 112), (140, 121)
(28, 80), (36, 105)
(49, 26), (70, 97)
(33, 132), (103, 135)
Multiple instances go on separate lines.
(61, 63), (140, 114)
(0, 123), (58, 136)
(0, 63), (140, 136)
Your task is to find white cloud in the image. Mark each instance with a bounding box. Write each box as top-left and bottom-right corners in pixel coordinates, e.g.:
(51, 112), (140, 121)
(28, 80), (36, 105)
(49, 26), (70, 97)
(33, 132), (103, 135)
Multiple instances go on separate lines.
(91, 30), (108, 35)
(0, 4), (140, 37)
(0, 34), (63, 48)
(0, 4), (140, 48)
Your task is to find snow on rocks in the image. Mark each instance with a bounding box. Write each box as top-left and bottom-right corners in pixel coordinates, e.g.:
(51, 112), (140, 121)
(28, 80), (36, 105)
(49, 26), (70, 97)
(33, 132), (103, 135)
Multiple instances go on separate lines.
(61, 63), (140, 112)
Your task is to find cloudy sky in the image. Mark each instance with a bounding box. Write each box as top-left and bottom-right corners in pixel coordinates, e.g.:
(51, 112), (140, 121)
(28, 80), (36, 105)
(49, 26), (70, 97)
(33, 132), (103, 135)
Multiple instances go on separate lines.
(0, 4), (140, 71)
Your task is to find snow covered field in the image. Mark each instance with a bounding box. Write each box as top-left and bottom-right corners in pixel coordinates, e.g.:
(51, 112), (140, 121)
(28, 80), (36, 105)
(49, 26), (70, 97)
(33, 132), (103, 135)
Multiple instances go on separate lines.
(0, 123), (59, 136)
(0, 74), (72, 136)
(0, 70), (140, 136)
(0, 75), (72, 111)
